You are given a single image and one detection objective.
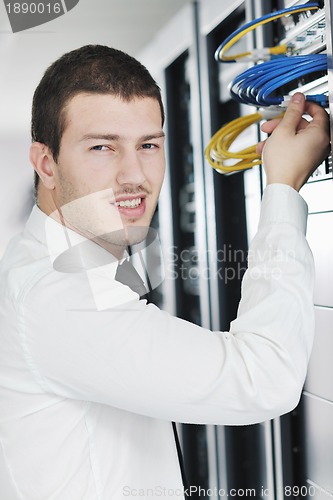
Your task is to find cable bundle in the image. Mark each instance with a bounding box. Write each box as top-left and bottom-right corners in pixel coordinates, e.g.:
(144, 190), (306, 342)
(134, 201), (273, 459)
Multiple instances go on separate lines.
(205, 109), (283, 173)
(229, 54), (328, 107)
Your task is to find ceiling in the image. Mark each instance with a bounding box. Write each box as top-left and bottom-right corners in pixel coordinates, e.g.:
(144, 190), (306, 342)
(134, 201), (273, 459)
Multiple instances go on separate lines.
(0, 0), (191, 133)
(0, 0), (191, 48)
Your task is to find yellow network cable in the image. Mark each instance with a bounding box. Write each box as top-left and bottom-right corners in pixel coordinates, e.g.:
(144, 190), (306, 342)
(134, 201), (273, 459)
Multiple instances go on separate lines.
(205, 110), (284, 174)
(215, 3), (319, 62)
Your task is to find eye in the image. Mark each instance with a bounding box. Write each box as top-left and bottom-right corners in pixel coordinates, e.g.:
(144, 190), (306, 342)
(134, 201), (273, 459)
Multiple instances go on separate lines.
(141, 143), (157, 150)
(91, 145), (109, 151)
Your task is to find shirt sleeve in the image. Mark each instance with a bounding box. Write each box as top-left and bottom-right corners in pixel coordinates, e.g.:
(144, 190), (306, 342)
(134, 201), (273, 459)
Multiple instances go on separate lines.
(21, 183), (315, 425)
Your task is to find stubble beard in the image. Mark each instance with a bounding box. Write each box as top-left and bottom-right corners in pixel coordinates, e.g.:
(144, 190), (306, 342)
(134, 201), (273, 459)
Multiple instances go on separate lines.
(54, 175), (154, 254)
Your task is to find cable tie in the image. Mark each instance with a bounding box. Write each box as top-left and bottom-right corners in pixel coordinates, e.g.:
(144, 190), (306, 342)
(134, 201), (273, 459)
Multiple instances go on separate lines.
(239, 48), (271, 62)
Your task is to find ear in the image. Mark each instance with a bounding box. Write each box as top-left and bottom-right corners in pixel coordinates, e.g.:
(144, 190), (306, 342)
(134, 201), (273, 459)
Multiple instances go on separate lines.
(29, 142), (56, 190)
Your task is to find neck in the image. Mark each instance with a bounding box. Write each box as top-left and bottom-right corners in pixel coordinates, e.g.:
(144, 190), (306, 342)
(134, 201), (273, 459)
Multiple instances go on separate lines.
(37, 191), (127, 261)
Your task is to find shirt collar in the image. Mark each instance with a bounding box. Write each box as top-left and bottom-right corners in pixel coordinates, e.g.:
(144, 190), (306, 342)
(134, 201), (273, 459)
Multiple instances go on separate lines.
(24, 205), (120, 272)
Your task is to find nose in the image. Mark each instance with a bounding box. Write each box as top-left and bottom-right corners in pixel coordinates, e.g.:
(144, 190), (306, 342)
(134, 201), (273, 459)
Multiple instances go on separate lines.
(116, 150), (147, 187)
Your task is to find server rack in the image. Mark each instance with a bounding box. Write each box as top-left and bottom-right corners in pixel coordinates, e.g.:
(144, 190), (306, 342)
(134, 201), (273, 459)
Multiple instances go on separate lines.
(139, 1), (333, 499)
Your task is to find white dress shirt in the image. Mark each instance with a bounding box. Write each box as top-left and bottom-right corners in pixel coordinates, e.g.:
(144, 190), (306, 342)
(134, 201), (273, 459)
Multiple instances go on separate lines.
(0, 184), (314, 499)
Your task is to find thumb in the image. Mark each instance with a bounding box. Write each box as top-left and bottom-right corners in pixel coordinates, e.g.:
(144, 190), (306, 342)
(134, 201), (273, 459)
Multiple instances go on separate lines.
(278, 93), (306, 132)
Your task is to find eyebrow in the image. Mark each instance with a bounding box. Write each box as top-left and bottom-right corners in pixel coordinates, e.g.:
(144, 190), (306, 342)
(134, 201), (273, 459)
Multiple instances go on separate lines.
(80, 132), (165, 142)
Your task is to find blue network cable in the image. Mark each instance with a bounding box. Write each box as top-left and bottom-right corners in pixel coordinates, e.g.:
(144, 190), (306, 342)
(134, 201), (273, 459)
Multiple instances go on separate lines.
(229, 54), (328, 106)
(214, 2), (320, 62)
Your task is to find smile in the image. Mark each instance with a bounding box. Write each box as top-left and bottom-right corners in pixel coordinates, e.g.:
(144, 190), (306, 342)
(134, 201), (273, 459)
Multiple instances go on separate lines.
(115, 198), (142, 209)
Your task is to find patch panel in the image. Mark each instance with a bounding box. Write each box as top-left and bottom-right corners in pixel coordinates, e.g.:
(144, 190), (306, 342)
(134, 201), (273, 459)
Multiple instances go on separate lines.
(280, 8), (326, 56)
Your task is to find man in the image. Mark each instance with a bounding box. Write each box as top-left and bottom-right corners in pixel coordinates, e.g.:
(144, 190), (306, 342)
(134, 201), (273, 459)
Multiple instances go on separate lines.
(0, 45), (330, 499)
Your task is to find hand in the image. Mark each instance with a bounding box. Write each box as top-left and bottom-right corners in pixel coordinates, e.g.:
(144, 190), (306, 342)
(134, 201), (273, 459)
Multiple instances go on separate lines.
(256, 93), (330, 191)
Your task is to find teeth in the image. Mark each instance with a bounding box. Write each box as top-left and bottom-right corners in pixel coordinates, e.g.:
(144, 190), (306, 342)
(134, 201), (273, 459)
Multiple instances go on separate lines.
(115, 198), (142, 208)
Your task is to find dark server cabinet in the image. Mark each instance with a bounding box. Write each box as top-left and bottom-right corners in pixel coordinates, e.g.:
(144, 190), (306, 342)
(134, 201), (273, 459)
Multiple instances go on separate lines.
(165, 52), (202, 326)
(203, 4), (269, 499)
(205, 5), (249, 332)
(165, 49), (210, 495)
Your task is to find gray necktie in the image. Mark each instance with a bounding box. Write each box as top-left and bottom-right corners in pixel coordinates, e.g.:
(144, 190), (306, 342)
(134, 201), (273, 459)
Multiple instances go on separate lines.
(115, 259), (149, 299)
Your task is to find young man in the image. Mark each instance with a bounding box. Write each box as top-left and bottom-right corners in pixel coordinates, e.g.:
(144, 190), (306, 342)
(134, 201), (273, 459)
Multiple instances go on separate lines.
(0, 45), (330, 499)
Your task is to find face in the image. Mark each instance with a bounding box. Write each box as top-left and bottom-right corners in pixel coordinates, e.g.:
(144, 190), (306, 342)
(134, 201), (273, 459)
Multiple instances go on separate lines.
(49, 93), (165, 253)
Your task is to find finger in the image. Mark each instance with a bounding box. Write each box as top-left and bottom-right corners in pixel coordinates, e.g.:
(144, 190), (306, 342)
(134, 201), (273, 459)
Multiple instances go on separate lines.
(277, 92), (306, 132)
(303, 100), (330, 133)
(301, 102), (330, 157)
(261, 118), (283, 134)
(263, 115), (314, 135)
(256, 139), (266, 156)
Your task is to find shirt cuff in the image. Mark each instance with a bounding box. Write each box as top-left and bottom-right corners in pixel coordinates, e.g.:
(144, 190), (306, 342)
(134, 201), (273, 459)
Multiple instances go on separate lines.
(259, 183), (308, 234)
